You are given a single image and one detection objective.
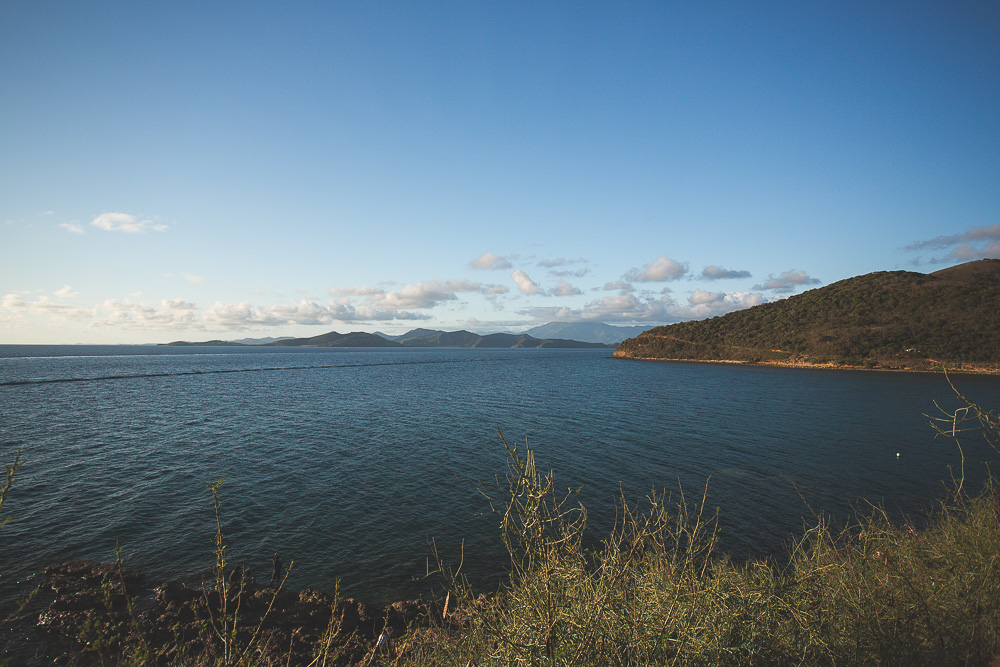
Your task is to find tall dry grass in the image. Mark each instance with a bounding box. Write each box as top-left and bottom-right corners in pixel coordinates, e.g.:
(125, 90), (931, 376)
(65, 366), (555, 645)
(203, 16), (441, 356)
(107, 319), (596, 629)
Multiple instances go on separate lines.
(401, 387), (1000, 667)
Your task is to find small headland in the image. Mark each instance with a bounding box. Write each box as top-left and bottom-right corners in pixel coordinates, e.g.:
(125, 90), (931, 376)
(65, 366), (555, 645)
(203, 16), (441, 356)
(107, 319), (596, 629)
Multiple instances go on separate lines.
(614, 259), (1000, 375)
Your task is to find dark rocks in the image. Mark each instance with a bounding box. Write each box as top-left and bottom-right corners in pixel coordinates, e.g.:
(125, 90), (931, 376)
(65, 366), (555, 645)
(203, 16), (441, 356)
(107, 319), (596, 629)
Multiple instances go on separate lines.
(155, 580), (198, 607)
(5, 559), (451, 666)
(45, 559), (145, 595)
(384, 598), (444, 636)
(333, 597), (377, 636)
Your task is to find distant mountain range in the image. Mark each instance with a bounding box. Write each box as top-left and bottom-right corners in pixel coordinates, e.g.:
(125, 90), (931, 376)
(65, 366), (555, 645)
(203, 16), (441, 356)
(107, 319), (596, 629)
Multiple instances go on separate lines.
(523, 322), (654, 344)
(615, 259), (1000, 372)
(165, 328), (612, 349)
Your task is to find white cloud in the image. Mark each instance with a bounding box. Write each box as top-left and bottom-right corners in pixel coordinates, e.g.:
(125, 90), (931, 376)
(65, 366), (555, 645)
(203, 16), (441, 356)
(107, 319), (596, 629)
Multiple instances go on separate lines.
(625, 255), (689, 282)
(59, 222), (85, 234)
(2, 291), (202, 331)
(602, 280), (635, 294)
(91, 212), (168, 234)
(329, 285), (386, 297)
(511, 270), (542, 295)
(470, 252), (513, 270)
(162, 298), (197, 310)
(184, 274), (206, 284)
(685, 290), (767, 317)
(94, 298), (200, 329)
(204, 299), (431, 329)
(537, 257), (588, 274)
(54, 285), (80, 298)
(525, 294), (679, 324)
(549, 268), (590, 278)
(904, 224), (1000, 251)
(753, 270), (821, 292)
(551, 279), (582, 297)
(701, 265), (752, 280)
(904, 224), (1000, 264)
(331, 280), (504, 310)
(2, 293), (94, 321)
(204, 301), (281, 328)
(380, 280), (483, 309)
(524, 288), (768, 324)
(200, 279), (515, 331)
(688, 289), (723, 305)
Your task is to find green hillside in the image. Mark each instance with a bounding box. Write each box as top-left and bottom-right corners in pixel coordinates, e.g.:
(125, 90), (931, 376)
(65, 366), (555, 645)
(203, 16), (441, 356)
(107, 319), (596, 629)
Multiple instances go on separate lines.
(614, 259), (1000, 371)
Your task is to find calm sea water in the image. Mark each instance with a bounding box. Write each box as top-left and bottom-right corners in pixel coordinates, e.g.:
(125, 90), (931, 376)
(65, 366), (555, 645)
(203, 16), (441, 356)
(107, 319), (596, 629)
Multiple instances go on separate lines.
(1, 345), (999, 606)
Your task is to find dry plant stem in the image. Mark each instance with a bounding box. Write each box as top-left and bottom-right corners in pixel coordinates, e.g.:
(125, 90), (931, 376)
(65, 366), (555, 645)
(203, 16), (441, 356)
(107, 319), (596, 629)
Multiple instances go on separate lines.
(2, 447), (39, 625)
(0, 446), (24, 530)
(202, 478), (295, 667)
(303, 580), (344, 667)
(927, 371), (1000, 494)
(400, 394), (1000, 666)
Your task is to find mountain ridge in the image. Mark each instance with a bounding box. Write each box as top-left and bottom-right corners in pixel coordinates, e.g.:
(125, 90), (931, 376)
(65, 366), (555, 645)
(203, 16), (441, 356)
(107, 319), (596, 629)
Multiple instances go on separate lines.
(163, 329), (611, 349)
(524, 321), (654, 344)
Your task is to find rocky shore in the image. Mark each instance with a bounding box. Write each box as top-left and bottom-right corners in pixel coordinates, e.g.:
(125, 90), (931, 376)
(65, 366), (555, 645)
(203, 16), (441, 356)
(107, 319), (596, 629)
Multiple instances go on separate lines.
(2, 560), (464, 666)
(612, 350), (1000, 375)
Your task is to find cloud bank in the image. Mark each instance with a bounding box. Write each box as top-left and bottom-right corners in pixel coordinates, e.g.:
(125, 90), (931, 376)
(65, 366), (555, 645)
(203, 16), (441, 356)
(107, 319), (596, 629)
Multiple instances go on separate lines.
(511, 270), (541, 295)
(91, 213), (168, 234)
(701, 265), (752, 280)
(625, 255), (689, 282)
(524, 289), (767, 325)
(904, 224), (1000, 263)
(753, 270), (820, 292)
(470, 252), (513, 270)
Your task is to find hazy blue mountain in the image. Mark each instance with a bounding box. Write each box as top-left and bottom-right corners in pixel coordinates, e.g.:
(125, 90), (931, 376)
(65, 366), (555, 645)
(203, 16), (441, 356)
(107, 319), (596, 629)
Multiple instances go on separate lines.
(229, 336), (294, 345)
(398, 330), (483, 347)
(166, 329), (610, 349)
(163, 340), (245, 346)
(374, 328), (443, 342)
(266, 331), (399, 347)
(525, 322), (655, 344)
(397, 330), (608, 348)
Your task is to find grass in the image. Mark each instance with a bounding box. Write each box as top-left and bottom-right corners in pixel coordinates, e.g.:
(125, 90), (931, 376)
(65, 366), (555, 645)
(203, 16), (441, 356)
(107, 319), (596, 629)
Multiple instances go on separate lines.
(400, 449), (1000, 666)
(398, 386), (1000, 666)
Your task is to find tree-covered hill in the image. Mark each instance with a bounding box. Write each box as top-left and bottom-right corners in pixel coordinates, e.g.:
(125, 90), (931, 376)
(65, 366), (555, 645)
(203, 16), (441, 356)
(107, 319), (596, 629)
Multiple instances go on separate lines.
(614, 259), (1000, 371)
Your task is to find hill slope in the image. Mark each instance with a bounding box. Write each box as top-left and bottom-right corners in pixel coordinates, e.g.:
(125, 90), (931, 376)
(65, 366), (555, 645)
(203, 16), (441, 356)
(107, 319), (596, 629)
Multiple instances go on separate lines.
(614, 259), (1000, 371)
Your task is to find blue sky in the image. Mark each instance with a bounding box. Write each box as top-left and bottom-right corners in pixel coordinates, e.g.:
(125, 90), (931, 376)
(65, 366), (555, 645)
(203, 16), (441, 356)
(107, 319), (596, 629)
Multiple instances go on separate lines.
(2, 2), (998, 344)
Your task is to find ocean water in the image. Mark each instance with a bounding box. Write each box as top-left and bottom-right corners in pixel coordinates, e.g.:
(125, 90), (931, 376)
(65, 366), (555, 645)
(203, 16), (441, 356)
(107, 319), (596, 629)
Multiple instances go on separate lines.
(1, 345), (999, 606)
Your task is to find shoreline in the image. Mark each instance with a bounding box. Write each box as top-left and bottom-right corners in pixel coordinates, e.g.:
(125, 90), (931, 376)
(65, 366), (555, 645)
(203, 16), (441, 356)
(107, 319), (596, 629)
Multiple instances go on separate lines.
(1, 559), (452, 666)
(611, 352), (1000, 376)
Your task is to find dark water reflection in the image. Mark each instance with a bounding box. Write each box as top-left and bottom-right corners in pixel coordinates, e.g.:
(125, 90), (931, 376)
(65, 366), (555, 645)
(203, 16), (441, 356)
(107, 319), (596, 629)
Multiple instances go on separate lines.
(1, 346), (998, 605)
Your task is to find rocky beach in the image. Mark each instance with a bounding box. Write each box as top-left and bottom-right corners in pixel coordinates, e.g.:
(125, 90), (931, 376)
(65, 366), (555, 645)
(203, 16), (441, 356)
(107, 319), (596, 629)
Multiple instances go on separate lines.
(2, 559), (458, 666)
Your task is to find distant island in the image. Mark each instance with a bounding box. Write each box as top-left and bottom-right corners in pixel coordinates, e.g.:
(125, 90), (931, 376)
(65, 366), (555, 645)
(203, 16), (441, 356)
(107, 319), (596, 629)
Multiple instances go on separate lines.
(522, 321), (654, 344)
(164, 328), (612, 349)
(615, 259), (1000, 373)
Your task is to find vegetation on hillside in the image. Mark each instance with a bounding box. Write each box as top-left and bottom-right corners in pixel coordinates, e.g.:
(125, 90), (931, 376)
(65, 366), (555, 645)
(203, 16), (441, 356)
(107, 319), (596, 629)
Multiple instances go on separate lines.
(615, 259), (1000, 370)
